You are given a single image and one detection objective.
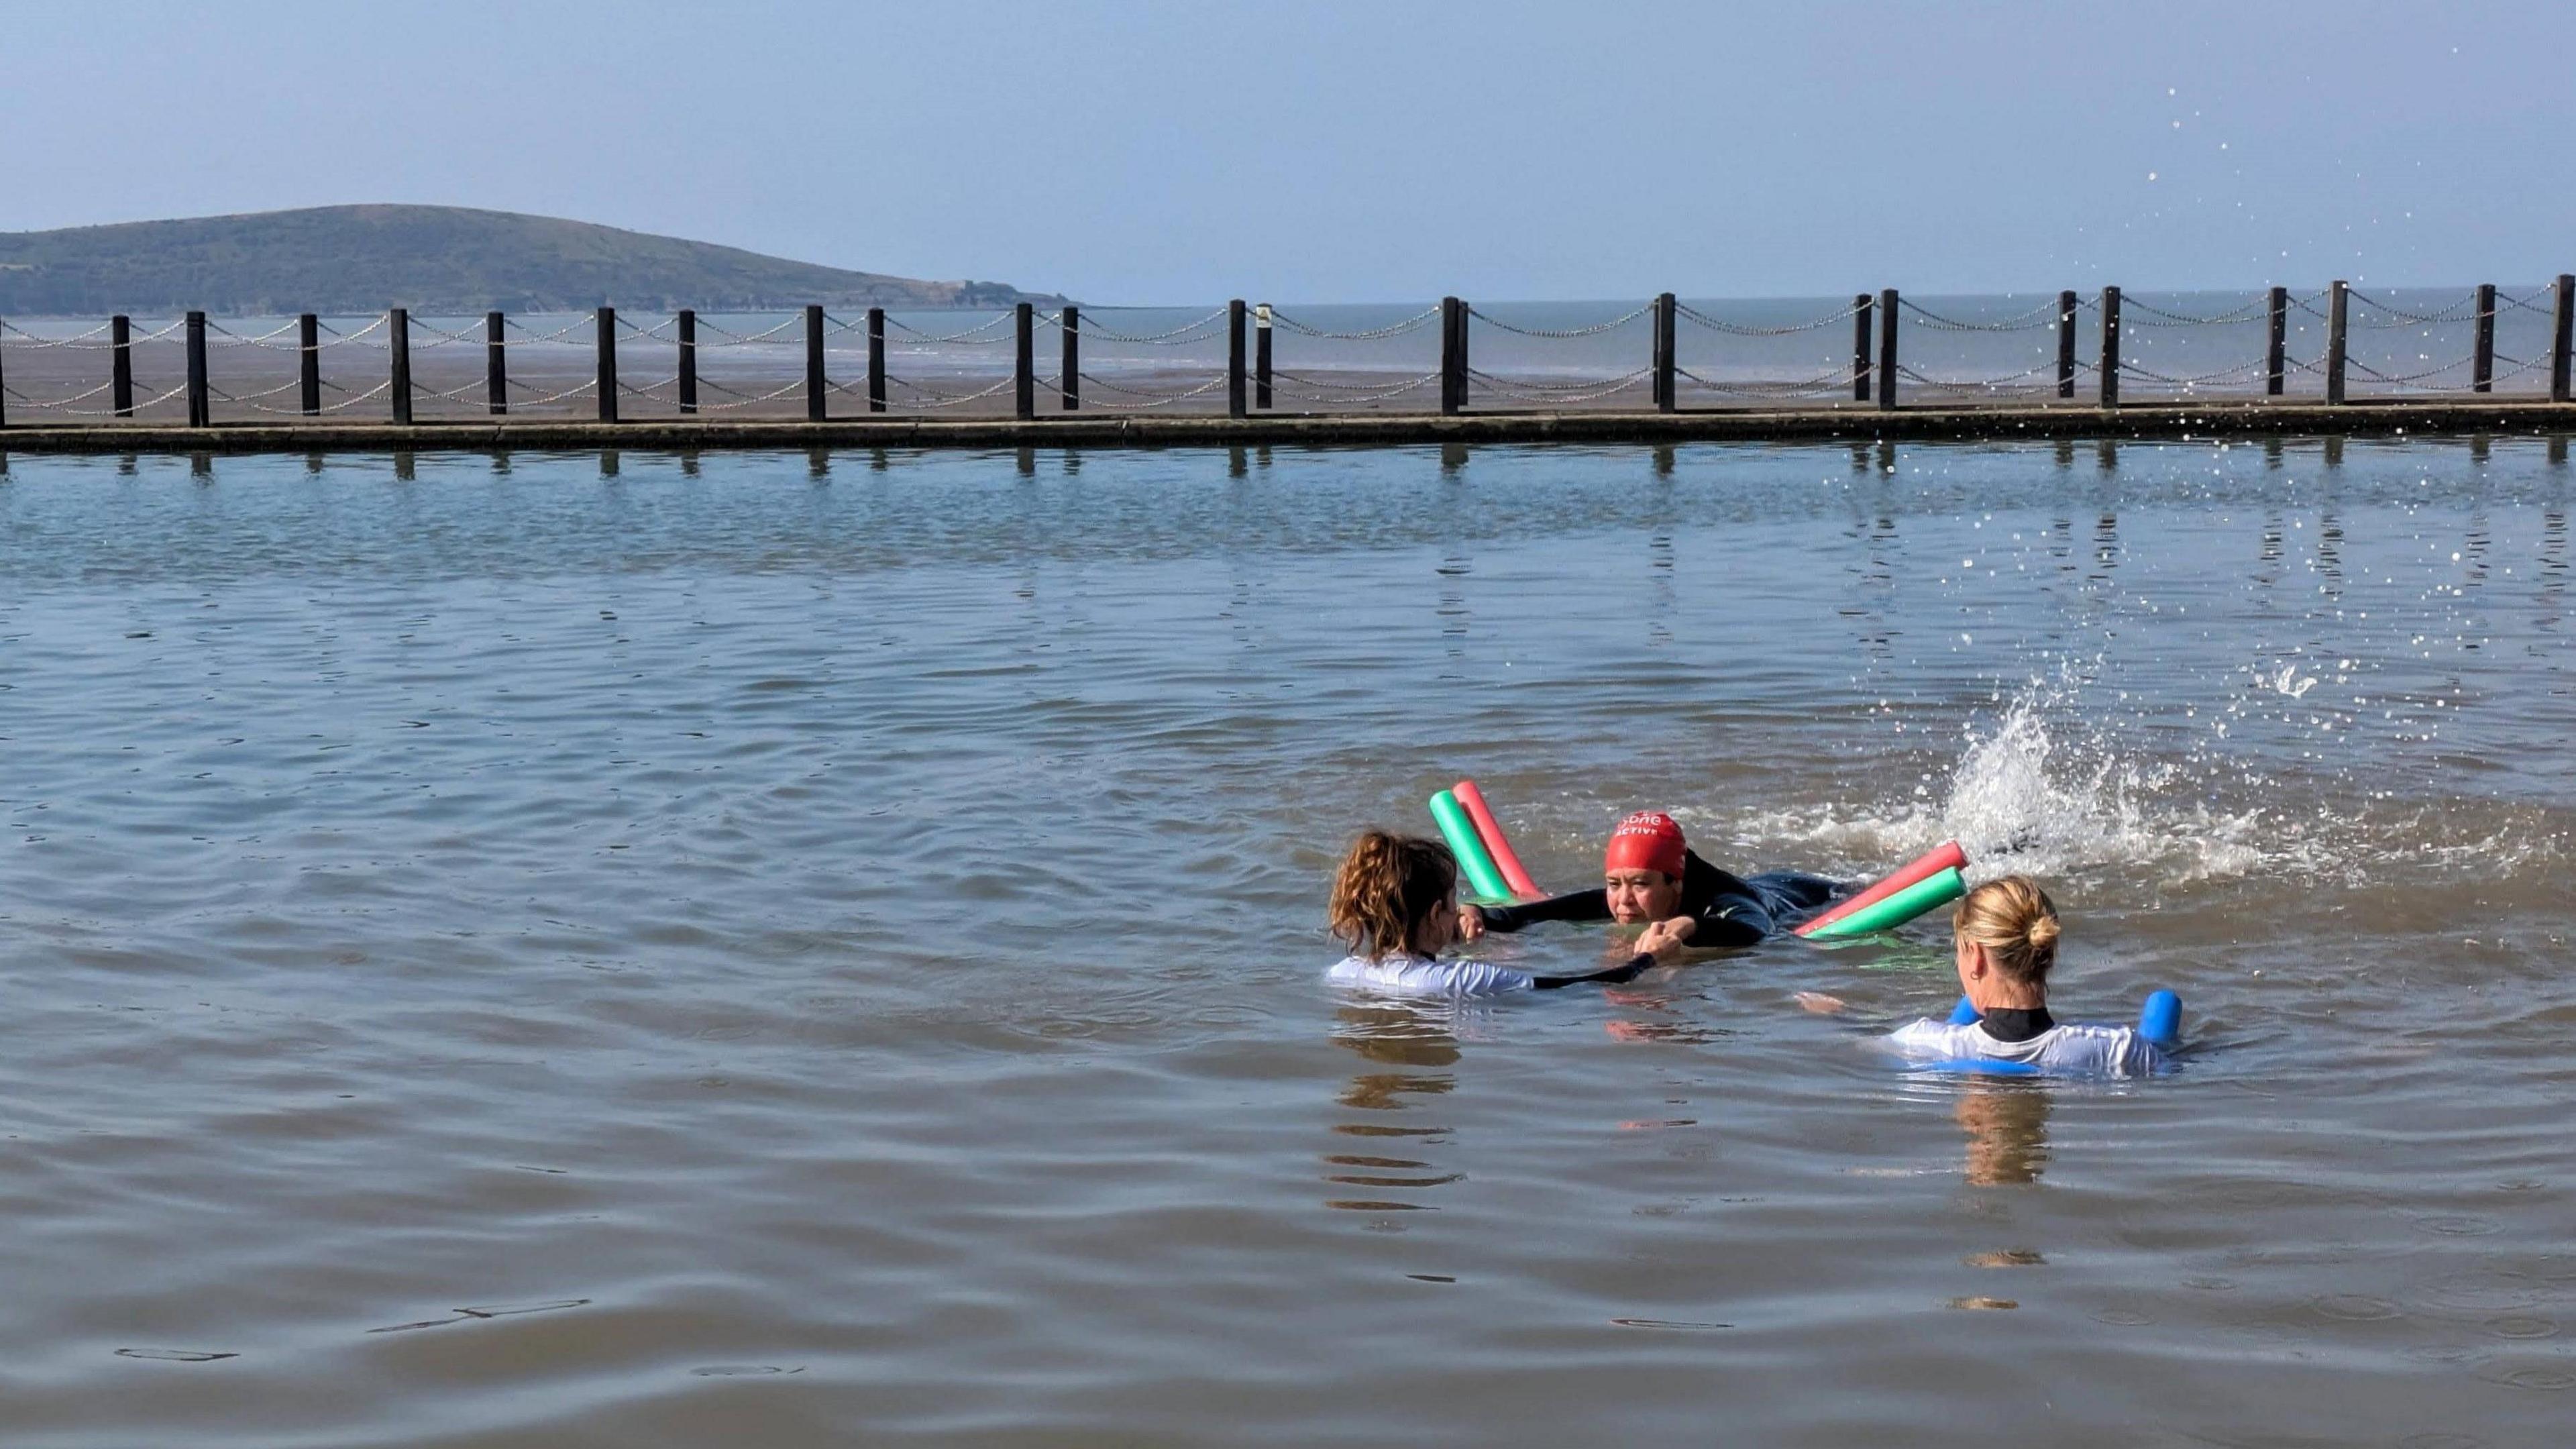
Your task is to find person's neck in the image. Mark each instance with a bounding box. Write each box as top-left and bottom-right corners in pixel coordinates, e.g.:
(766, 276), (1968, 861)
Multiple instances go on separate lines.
(1970, 983), (2045, 1012)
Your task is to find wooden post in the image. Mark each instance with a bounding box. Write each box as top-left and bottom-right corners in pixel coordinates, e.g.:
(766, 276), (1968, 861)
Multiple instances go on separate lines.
(2266, 286), (2288, 397)
(866, 307), (886, 413)
(1444, 296), (1473, 415)
(1228, 299), (1248, 419)
(299, 313), (321, 416)
(2553, 274), (2575, 403)
(486, 311), (508, 415)
(184, 311), (209, 428)
(2097, 286), (2121, 408)
(2469, 284), (2496, 394)
(676, 309), (696, 415)
(804, 304), (826, 421)
(2055, 290), (2078, 399)
(1015, 302), (1035, 420)
(389, 309), (413, 425)
(1648, 294), (1667, 411)
(1254, 303), (1272, 410)
(1654, 292), (1677, 413)
(596, 306), (619, 424)
(2324, 280), (2348, 406)
(0, 321), (9, 428)
(1875, 288), (1899, 411)
(1062, 303), (1081, 411)
(111, 315), (133, 417)
(1853, 293), (1872, 401)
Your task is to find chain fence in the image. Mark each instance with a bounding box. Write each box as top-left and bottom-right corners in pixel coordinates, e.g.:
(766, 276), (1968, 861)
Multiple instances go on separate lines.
(2, 284), (2569, 427)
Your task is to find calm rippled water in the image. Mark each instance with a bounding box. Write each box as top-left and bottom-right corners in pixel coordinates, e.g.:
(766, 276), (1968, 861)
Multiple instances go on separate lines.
(3, 437), (2572, 1446)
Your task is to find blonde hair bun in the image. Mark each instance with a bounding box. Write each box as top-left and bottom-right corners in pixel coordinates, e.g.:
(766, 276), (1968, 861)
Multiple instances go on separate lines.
(1954, 874), (2061, 985)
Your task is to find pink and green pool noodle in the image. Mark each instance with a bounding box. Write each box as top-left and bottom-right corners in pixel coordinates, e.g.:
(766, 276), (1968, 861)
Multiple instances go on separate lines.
(1428, 789), (1514, 904)
(1801, 865), (1966, 941)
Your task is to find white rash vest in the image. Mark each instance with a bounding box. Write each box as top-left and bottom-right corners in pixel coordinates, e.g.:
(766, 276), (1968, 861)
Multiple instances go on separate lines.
(1882, 1017), (2169, 1079)
(1326, 954), (1538, 998)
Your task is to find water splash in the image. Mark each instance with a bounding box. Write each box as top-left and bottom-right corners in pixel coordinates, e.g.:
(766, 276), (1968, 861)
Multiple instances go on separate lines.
(1931, 690), (2269, 881)
(1733, 678), (2565, 890)
(1740, 684), (2269, 884)
(2258, 661), (2319, 700)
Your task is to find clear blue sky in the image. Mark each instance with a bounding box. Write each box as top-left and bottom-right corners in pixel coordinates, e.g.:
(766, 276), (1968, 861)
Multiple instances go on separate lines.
(2, 1), (2566, 302)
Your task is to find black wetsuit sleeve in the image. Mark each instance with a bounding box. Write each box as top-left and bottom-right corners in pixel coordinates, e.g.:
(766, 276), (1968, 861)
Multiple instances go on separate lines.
(1532, 953), (1657, 990)
(1672, 853), (1790, 949)
(1682, 902), (1768, 950)
(1474, 890), (1611, 934)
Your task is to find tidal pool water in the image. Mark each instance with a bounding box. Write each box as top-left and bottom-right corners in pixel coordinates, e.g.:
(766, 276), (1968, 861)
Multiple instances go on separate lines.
(1, 436), (2571, 1446)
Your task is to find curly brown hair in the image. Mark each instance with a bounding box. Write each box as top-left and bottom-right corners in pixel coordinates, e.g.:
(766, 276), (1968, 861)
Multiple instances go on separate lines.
(1328, 829), (1457, 962)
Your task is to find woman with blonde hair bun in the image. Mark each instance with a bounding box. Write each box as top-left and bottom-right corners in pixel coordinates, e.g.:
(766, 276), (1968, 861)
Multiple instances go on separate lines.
(1880, 874), (2168, 1077)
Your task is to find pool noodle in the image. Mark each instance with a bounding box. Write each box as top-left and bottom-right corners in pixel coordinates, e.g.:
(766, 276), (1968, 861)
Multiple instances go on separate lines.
(1800, 867), (1966, 941)
(1450, 780), (1543, 900)
(1428, 790), (1513, 904)
(2139, 989), (2184, 1047)
(1794, 841), (1969, 938)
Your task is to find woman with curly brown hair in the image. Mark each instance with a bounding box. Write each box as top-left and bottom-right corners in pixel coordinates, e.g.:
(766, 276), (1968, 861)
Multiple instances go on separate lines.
(1325, 828), (1686, 997)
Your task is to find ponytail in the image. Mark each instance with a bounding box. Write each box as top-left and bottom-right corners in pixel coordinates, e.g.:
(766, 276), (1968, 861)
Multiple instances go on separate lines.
(1954, 874), (2061, 986)
(1329, 829), (1458, 962)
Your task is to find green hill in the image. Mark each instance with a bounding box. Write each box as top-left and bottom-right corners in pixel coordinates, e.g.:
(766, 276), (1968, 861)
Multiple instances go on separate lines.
(0, 205), (1059, 317)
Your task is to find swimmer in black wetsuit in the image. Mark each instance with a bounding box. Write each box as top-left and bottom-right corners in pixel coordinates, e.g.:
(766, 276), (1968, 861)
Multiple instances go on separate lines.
(1327, 829), (1699, 995)
(1456, 810), (1840, 953)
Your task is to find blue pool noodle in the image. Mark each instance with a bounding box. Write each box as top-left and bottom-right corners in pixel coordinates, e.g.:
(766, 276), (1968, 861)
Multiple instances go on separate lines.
(2138, 989), (2183, 1047)
(1925, 1057), (2043, 1076)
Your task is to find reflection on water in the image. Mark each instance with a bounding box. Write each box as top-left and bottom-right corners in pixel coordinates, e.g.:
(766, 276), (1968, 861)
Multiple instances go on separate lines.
(1601, 984), (1717, 1046)
(1953, 1084), (2053, 1187)
(2089, 513), (2120, 585)
(1648, 531), (1674, 648)
(1436, 551), (1471, 669)
(2542, 510), (2567, 629)
(1327, 1002), (1462, 1214)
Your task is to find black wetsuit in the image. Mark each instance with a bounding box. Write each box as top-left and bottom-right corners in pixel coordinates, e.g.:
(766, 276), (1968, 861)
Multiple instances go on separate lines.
(1976, 1006), (2055, 1042)
(1472, 850), (1840, 949)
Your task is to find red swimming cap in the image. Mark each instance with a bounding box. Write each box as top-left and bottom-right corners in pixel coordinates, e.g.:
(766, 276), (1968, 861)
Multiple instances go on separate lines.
(1603, 811), (1686, 878)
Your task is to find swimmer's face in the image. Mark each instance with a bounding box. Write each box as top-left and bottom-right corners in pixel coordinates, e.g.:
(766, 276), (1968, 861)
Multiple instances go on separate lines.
(1411, 891), (1460, 955)
(1604, 869), (1680, 923)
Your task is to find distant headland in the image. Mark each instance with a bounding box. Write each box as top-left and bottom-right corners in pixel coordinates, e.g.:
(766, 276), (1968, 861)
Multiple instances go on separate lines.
(0, 204), (1061, 317)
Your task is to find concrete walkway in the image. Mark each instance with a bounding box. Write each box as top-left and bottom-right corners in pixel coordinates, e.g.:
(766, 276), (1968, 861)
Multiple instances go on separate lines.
(2, 399), (2572, 454)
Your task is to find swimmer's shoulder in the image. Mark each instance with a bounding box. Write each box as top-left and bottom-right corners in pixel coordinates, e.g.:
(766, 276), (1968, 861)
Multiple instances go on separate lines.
(1882, 1017), (1984, 1057)
(2032, 1022), (2170, 1077)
